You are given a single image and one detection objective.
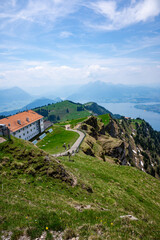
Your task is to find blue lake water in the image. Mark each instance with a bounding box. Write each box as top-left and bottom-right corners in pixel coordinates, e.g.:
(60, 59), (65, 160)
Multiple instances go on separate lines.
(98, 102), (160, 131)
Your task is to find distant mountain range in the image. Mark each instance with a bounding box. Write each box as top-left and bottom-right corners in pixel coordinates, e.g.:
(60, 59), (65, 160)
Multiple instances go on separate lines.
(0, 97), (61, 116)
(68, 81), (160, 103)
(0, 87), (33, 112)
(0, 87), (31, 103)
(0, 86), (62, 115)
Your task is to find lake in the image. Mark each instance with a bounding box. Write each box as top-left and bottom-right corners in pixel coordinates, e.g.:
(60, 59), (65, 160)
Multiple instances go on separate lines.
(98, 102), (160, 132)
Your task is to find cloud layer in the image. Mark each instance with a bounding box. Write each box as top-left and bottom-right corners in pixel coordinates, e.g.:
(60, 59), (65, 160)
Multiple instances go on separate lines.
(0, 0), (160, 91)
(1, 0), (160, 30)
(88, 0), (160, 30)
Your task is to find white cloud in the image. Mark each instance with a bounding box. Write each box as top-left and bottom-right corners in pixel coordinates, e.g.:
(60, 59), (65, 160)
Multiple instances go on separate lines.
(87, 0), (160, 30)
(0, 0), (81, 27)
(59, 31), (73, 38)
(0, 56), (160, 91)
(0, 0), (160, 32)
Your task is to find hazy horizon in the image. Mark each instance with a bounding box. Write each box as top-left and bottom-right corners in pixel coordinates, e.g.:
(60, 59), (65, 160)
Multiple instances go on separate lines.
(0, 0), (160, 91)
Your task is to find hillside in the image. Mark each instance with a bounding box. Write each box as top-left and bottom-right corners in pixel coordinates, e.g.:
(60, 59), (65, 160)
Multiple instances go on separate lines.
(0, 137), (74, 184)
(0, 136), (160, 239)
(80, 115), (160, 179)
(34, 100), (119, 123)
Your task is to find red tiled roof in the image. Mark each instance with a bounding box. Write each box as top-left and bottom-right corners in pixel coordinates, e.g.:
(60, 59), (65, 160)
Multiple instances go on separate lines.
(0, 110), (43, 133)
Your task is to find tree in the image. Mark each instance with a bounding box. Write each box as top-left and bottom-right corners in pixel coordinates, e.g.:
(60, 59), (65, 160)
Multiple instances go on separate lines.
(48, 114), (56, 122)
(77, 105), (84, 111)
(57, 115), (60, 121)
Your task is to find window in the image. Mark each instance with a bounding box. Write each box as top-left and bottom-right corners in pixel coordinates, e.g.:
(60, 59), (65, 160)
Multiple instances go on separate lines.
(27, 131), (29, 134)
(31, 129), (32, 132)
(19, 136), (21, 138)
(23, 133), (25, 136)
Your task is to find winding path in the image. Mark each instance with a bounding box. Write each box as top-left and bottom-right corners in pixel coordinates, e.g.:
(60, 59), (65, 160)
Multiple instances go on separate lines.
(52, 125), (85, 157)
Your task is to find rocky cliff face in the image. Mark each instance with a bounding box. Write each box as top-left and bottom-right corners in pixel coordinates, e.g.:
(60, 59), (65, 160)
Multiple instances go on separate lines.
(80, 116), (160, 179)
(80, 116), (126, 164)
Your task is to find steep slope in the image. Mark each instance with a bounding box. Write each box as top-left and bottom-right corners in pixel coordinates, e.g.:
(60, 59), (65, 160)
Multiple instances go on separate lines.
(0, 139), (160, 239)
(84, 102), (121, 119)
(80, 116), (160, 179)
(0, 137), (74, 185)
(84, 102), (112, 115)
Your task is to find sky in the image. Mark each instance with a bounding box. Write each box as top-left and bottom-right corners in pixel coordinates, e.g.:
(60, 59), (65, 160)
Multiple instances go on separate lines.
(0, 0), (160, 93)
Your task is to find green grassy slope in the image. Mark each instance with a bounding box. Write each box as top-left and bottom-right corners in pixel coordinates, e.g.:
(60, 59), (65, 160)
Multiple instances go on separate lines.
(37, 126), (79, 154)
(0, 138), (160, 239)
(34, 100), (117, 124)
(55, 117), (88, 128)
(34, 100), (91, 122)
(98, 114), (110, 126)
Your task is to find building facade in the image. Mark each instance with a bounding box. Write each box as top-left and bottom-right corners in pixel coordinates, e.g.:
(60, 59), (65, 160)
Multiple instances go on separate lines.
(0, 110), (44, 141)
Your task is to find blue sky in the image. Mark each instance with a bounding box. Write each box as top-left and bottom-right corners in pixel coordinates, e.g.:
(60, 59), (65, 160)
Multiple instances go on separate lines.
(0, 0), (160, 92)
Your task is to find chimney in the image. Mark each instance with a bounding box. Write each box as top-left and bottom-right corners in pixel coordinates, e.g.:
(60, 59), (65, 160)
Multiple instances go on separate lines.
(17, 120), (21, 125)
(26, 117), (29, 122)
(8, 123), (11, 126)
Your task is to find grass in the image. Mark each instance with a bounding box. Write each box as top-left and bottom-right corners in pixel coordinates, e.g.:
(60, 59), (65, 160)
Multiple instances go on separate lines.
(130, 118), (143, 129)
(130, 119), (143, 124)
(98, 114), (110, 126)
(0, 135), (160, 239)
(35, 100), (91, 122)
(37, 126), (79, 154)
(55, 117), (88, 128)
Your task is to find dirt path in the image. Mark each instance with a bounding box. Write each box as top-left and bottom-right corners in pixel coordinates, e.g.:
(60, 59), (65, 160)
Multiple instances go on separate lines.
(52, 125), (85, 157)
(0, 137), (6, 144)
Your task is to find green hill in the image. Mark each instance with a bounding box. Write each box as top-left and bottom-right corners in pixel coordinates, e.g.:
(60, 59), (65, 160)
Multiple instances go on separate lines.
(34, 100), (119, 124)
(0, 135), (160, 239)
(34, 100), (91, 122)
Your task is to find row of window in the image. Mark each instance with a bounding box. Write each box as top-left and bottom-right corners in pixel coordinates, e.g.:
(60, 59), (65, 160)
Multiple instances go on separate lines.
(17, 122), (37, 133)
(19, 131), (39, 140)
(15, 127), (37, 135)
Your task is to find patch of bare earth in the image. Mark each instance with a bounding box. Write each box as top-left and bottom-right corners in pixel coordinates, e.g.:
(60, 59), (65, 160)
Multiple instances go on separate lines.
(0, 137), (6, 144)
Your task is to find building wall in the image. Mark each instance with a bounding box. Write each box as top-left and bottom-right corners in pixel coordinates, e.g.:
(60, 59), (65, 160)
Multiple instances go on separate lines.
(40, 118), (44, 132)
(12, 118), (44, 141)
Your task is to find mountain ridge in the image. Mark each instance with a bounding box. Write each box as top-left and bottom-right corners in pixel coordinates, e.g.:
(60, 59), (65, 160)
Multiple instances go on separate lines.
(0, 97), (60, 116)
(68, 81), (160, 103)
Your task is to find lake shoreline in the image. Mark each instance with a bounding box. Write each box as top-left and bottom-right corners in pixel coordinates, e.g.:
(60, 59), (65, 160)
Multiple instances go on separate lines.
(98, 102), (160, 132)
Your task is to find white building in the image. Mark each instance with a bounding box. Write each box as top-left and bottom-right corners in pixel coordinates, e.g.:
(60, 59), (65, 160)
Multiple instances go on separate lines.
(0, 110), (44, 140)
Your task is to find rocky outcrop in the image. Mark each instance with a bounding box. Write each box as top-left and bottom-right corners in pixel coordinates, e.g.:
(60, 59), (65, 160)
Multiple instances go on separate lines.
(80, 116), (160, 178)
(105, 119), (120, 138)
(80, 116), (126, 164)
